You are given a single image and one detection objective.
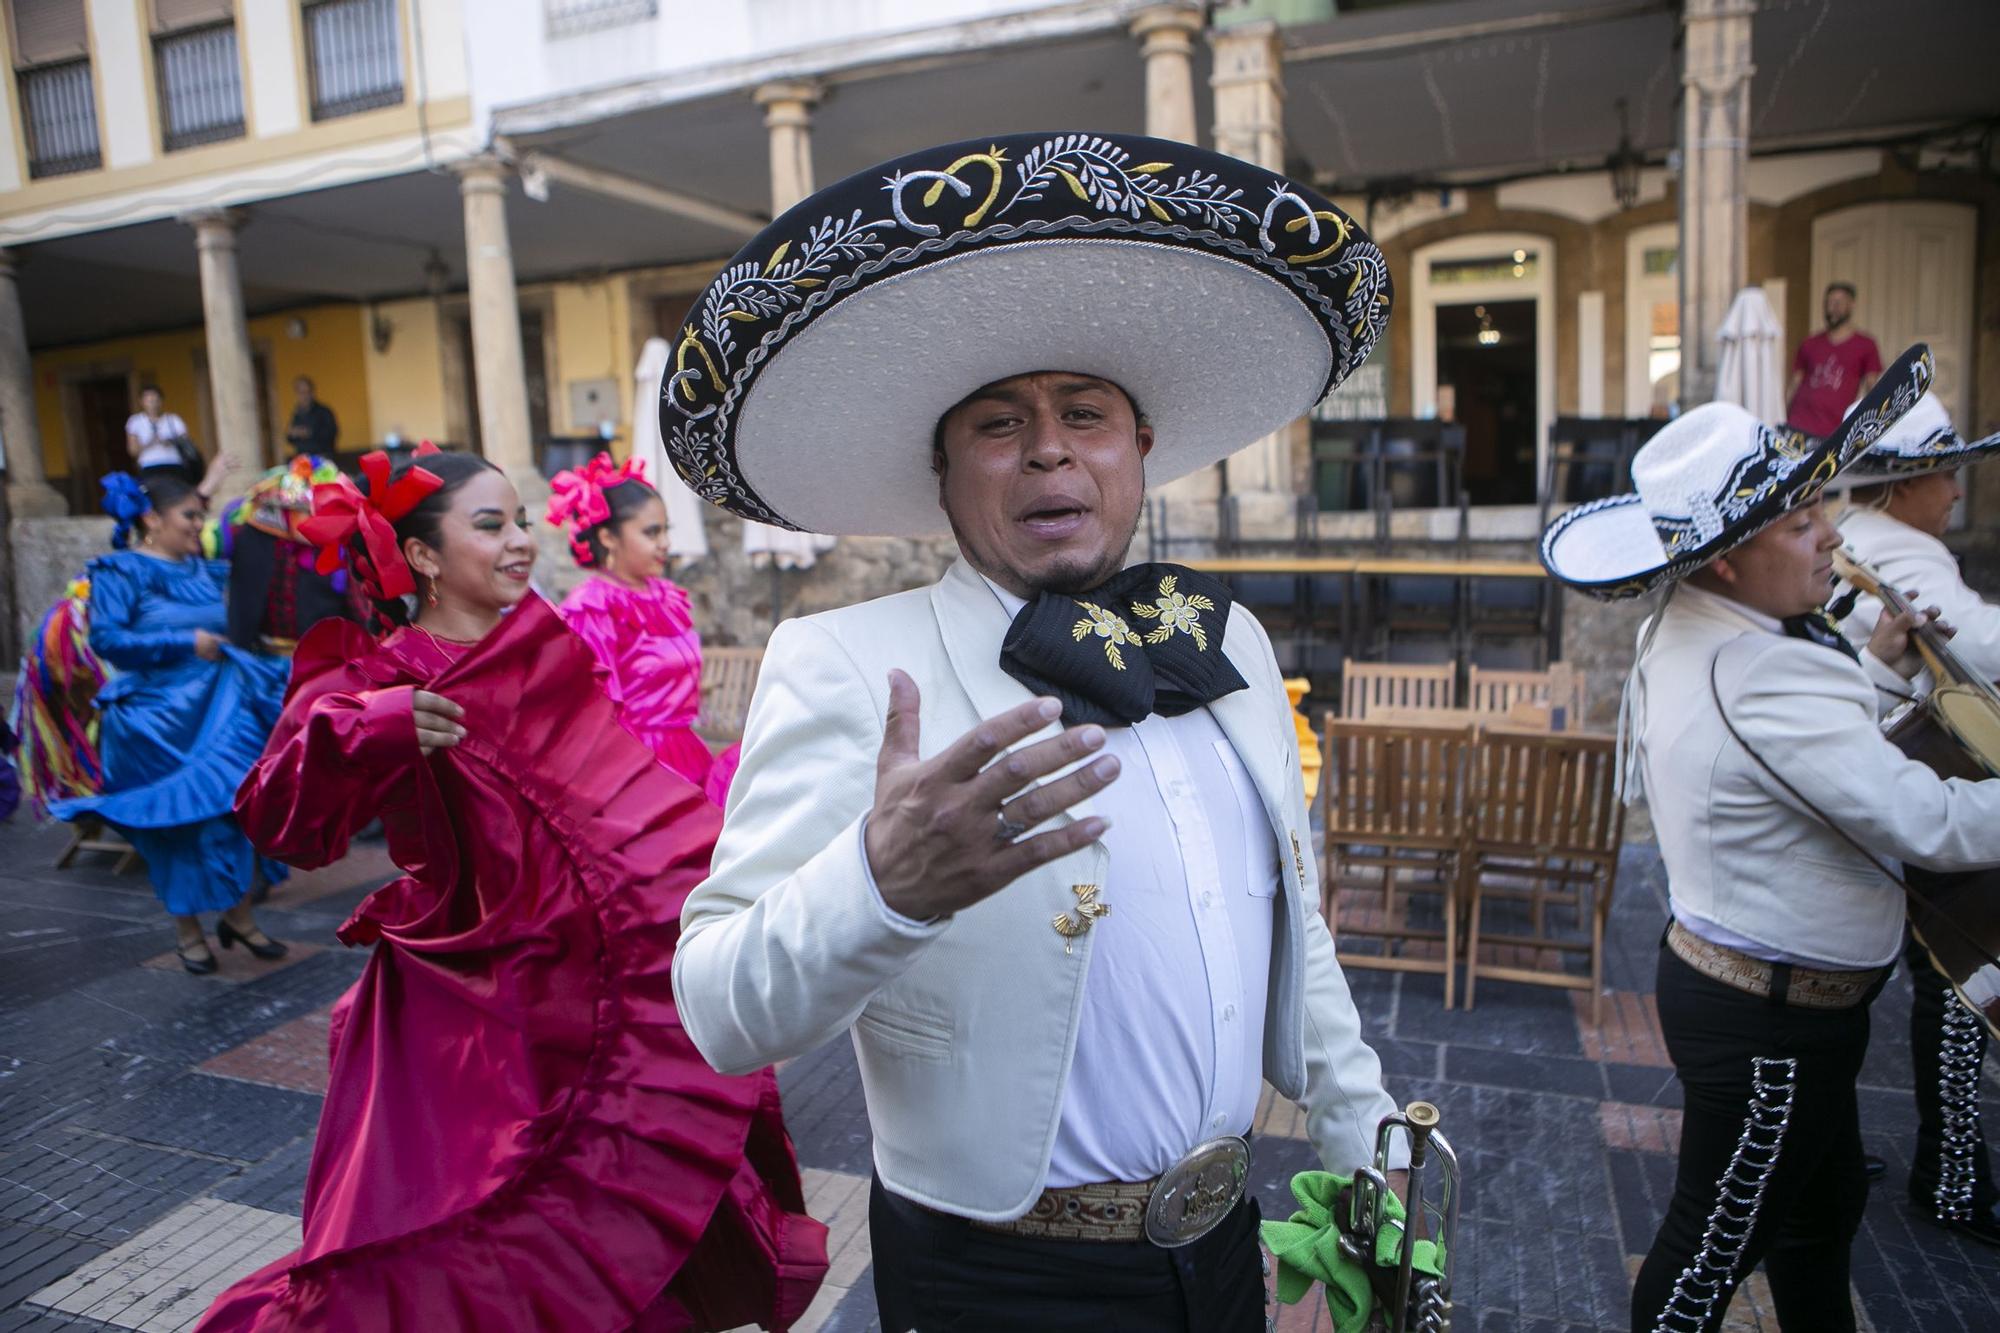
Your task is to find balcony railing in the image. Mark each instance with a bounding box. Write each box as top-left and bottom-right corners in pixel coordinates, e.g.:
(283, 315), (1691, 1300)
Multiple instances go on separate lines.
(306, 0), (404, 120)
(546, 0), (657, 39)
(156, 21), (245, 151)
(18, 57), (102, 178)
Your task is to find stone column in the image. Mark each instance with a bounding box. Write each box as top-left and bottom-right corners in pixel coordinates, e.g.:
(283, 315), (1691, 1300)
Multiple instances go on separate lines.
(1132, 4), (1203, 145)
(185, 210), (262, 494)
(1209, 20), (1302, 516)
(0, 250), (66, 515)
(1677, 0), (1754, 409)
(1134, 4), (1222, 516)
(754, 80), (822, 213)
(456, 155), (537, 484)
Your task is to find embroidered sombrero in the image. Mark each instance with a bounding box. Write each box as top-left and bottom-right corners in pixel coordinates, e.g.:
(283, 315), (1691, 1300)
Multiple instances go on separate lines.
(658, 131), (1390, 537)
(1541, 343), (1934, 600)
(1841, 388), (2000, 480)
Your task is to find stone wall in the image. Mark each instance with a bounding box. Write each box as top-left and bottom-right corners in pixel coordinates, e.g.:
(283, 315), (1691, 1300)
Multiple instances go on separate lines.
(13, 516), (120, 648)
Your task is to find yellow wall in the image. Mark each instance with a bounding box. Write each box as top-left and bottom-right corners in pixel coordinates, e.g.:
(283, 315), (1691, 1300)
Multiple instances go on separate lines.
(362, 297), (449, 443)
(542, 275), (635, 445)
(29, 300), (376, 478)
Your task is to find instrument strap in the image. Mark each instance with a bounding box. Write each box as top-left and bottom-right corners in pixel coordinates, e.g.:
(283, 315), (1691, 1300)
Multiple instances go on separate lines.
(1707, 653), (2000, 973)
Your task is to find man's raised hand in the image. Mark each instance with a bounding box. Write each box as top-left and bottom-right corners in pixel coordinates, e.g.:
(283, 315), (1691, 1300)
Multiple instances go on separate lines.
(864, 670), (1118, 922)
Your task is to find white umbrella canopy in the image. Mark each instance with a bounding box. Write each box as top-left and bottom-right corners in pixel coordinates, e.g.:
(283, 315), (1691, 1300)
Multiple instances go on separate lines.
(1715, 286), (1785, 425)
(631, 337), (709, 562)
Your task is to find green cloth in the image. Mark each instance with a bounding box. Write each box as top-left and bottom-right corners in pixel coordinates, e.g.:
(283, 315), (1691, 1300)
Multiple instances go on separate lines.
(1259, 1170), (1446, 1333)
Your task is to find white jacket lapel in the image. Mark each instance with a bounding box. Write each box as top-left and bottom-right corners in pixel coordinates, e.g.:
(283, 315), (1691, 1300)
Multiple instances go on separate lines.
(929, 558), (1098, 826)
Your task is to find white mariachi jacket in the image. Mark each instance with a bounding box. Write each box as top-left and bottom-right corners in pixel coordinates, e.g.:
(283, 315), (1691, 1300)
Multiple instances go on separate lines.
(672, 557), (1396, 1221)
(1632, 585), (2000, 970)
(1836, 505), (2000, 686)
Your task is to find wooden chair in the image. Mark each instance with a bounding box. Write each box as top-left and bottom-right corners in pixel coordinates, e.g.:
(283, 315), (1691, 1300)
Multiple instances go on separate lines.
(57, 820), (141, 874)
(1462, 729), (1625, 1023)
(1341, 659), (1455, 720)
(1468, 663), (1587, 729)
(1320, 717), (1473, 1007)
(697, 647), (766, 746)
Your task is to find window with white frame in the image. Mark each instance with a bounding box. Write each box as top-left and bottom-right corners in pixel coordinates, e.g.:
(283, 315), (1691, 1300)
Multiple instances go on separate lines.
(545, 0), (656, 39)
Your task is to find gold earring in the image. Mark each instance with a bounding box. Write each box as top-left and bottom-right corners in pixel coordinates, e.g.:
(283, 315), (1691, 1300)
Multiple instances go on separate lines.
(424, 575), (440, 608)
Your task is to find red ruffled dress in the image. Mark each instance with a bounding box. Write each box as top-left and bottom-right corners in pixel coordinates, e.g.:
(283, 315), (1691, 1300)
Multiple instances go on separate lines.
(198, 596), (825, 1332)
(558, 577), (740, 806)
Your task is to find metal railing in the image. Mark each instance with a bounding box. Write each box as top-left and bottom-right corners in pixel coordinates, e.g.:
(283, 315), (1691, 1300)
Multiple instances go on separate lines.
(545, 0), (657, 38)
(306, 0), (404, 120)
(155, 21), (245, 151)
(18, 57), (101, 177)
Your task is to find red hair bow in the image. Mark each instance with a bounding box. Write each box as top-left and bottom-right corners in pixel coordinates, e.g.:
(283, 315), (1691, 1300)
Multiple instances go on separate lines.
(300, 442), (445, 602)
(546, 452), (649, 564)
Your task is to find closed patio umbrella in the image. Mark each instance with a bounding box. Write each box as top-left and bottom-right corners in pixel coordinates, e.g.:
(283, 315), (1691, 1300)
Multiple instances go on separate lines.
(631, 337), (709, 562)
(1715, 286), (1784, 424)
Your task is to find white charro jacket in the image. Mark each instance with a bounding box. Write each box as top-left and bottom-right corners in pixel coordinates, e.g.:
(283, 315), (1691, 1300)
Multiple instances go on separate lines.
(1634, 585), (2000, 969)
(672, 557), (1397, 1221)
(1836, 505), (2000, 684)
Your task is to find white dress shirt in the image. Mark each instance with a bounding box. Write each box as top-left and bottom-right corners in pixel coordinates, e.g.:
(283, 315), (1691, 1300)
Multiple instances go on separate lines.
(979, 579), (1280, 1186)
(1837, 504), (2000, 685)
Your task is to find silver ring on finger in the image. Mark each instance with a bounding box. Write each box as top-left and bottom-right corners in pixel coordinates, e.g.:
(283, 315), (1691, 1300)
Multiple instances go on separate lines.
(994, 810), (1029, 843)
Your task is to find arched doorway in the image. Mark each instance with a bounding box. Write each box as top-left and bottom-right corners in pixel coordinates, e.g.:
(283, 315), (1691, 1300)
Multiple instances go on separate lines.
(1410, 232), (1556, 506)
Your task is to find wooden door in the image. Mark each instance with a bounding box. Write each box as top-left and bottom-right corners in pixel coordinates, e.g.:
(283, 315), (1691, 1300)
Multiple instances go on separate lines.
(1812, 202), (1975, 423)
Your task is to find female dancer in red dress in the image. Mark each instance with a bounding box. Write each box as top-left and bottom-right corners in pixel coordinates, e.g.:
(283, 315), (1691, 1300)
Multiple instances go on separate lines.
(547, 454), (739, 805)
(198, 448), (825, 1332)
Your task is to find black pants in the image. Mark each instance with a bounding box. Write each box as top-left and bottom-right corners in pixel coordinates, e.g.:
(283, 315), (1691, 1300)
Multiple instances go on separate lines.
(869, 1175), (1266, 1333)
(1631, 944), (1884, 1333)
(1903, 916), (1994, 1218)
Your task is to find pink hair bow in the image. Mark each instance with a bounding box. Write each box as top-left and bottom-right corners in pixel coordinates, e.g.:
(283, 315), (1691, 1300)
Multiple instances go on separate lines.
(546, 453), (649, 564)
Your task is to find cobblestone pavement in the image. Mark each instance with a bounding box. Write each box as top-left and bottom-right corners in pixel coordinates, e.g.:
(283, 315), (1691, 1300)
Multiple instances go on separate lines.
(1, 815), (1995, 1332)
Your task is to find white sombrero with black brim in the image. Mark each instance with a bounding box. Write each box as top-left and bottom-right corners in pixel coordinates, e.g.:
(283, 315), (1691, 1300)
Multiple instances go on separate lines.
(1839, 387), (2000, 481)
(1541, 344), (1935, 600)
(658, 131), (1390, 537)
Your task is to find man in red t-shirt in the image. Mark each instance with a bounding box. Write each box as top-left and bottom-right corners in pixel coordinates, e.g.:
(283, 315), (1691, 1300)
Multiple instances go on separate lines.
(1785, 281), (1883, 436)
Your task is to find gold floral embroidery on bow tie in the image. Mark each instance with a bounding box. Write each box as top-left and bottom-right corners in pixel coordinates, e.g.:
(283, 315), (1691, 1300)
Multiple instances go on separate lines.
(1053, 884), (1110, 954)
(1072, 602), (1144, 670)
(1130, 574), (1216, 651)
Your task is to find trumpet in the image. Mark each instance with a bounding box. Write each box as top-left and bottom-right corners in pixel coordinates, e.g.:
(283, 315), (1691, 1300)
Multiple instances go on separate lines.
(1339, 1100), (1461, 1333)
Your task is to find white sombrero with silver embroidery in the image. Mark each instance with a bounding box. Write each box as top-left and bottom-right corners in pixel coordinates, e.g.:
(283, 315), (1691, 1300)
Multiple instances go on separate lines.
(1540, 344), (1935, 600)
(1837, 387), (2000, 481)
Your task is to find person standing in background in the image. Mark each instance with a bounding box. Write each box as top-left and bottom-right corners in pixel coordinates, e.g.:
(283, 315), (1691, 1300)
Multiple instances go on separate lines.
(126, 386), (201, 483)
(284, 376), (338, 457)
(1786, 282), (1883, 437)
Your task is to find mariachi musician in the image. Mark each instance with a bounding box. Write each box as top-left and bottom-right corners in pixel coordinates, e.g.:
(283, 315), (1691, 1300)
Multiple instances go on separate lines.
(1540, 346), (2000, 1333)
(1832, 389), (2000, 1247)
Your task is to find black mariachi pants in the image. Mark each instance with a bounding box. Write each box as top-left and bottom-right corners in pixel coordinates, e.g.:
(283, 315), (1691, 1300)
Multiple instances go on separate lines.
(1903, 907), (1993, 1217)
(869, 1175), (1267, 1333)
(1630, 943), (1885, 1333)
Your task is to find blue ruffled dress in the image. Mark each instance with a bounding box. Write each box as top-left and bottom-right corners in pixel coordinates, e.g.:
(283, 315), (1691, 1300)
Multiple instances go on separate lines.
(51, 551), (292, 914)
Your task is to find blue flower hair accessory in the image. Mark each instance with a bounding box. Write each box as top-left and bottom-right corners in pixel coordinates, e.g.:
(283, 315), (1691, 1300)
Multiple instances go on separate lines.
(100, 473), (152, 550)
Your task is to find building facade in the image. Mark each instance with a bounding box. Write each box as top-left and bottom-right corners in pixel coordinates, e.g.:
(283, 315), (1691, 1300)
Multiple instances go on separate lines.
(4, 0), (1997, 658)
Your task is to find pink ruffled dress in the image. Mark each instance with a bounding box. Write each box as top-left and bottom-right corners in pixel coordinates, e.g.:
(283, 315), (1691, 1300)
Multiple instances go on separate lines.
(558, 577), (739, 806)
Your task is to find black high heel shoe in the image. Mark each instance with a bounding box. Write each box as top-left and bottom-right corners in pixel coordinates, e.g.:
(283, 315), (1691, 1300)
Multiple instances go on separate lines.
(216, 918), (288, 961)
(177, 939), (219, 975)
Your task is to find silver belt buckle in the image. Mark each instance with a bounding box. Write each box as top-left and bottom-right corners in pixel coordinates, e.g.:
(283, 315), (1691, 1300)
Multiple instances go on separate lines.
(1143, 1135), (1249, 1248)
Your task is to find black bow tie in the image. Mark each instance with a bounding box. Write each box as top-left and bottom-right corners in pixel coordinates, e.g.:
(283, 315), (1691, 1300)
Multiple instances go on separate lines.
(1783, 608), (1862, 664)
(998, 564), (1250, 727)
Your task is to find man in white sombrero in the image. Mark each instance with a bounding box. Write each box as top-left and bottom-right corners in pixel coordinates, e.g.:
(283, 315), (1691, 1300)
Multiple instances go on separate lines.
(1829, 390), (2000, 1248)
(666, 132), (1401, 1328)
(1541, 346), (2000, 1332)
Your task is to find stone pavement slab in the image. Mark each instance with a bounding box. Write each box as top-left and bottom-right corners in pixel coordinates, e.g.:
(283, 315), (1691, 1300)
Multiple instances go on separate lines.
(0, 814), (1995, 1331)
